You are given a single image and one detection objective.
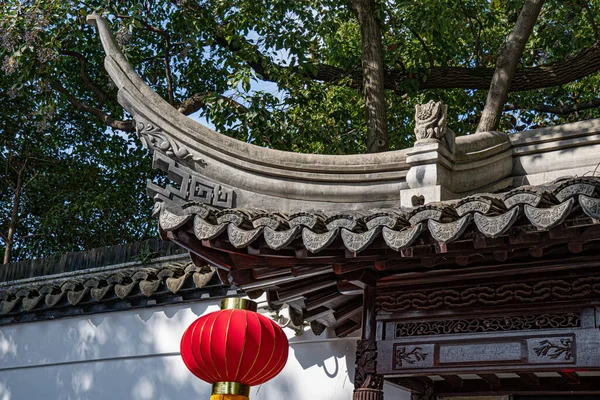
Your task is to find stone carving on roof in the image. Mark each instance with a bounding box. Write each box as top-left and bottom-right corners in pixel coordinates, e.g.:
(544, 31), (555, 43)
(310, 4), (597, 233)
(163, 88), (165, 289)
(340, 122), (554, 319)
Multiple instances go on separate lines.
(136, 118), (204, 163)
(473, 206), (520, 238)
(148, 152), (235, 209)
(414, 100), (456, 156)
(414, 100), (448, 141)
(382, 224), (423, 252)
(580, 194), (600, 219)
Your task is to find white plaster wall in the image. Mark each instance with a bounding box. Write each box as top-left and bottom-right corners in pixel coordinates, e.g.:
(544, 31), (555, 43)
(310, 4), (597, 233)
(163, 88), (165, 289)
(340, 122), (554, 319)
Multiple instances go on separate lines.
(0, 301), (408, 400)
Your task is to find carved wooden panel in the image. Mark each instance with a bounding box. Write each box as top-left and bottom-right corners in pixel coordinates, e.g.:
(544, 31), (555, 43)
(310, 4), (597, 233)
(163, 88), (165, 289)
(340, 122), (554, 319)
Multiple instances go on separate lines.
(377, 276), (600, 313)
(393, 344), (433, 369)
(377, 331), (589, 375)
(395, 313), (580, 337)
(438, 341), (522, 364)
(527, 336), (574, 364)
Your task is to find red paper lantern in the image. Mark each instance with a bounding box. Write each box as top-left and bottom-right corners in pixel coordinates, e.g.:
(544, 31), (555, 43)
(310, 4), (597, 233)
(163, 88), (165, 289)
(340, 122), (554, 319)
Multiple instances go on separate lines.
(180, 298), (289, 400)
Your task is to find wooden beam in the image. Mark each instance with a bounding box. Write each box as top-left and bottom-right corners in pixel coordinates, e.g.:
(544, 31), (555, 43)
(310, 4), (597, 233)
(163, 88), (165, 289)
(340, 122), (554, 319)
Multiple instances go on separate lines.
(333, 262), (371, 274)
(252, 267), (292, 279)
(478, 374), (501, 390)
(432, 376), (600, 396)
(334, 319), (359, 337)
(304, 287), (343, 311)
(333, 297), (362, 323)
(440, 375), (463, 388)
(302, 306), (332, 322)
(276, 276), (336, 302)
(568, 241), (584, 254)
(392, 377), (429, 394)
(517, 373), (539, 386)
(559, 371), (581, 385)
(337, 269), (377, 288)
(336, 281), (363, 295)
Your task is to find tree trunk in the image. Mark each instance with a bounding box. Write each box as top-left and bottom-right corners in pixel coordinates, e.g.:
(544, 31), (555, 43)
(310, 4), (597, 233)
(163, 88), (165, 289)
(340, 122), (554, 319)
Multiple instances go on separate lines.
(3, 162), (25, 265)
(476, 0), (545, 133)
(348, 0), (389, 153)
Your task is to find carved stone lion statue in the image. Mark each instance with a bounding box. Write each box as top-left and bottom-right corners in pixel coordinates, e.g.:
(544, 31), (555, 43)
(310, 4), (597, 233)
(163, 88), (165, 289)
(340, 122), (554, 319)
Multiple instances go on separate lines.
(414, 100), (448, 141)
(414, 100), (455, 154)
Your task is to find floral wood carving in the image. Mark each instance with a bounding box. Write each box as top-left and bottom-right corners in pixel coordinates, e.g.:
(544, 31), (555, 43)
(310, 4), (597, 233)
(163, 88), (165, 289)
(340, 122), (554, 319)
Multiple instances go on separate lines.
(396, 313), (580, 337)
(136, 120), (204, 163)
(355, 339), (382, 390)
(394, 345), (428, 369)
(376, 276), (600, 312)
(534, 338), (573, 360)
(414, 100), (448, 141)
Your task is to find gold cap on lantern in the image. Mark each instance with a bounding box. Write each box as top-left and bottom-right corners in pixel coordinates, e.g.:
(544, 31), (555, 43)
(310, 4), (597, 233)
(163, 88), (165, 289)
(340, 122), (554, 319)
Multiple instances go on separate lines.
(220, 297), (257, 311)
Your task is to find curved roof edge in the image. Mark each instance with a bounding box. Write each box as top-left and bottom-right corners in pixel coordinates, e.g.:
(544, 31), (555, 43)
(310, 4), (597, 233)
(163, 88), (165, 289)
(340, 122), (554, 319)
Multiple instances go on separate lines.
(88, 14), (600, 211)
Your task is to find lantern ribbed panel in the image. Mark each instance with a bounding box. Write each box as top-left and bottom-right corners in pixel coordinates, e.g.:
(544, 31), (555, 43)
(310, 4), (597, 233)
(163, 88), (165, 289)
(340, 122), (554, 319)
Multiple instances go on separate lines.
(180, 309), (289, 387)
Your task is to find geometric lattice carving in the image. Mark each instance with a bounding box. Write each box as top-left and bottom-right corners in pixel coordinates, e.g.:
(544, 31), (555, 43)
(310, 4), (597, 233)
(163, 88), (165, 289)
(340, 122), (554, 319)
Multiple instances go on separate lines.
(147, 152), (234, 208)
(396, 313), (580, 337)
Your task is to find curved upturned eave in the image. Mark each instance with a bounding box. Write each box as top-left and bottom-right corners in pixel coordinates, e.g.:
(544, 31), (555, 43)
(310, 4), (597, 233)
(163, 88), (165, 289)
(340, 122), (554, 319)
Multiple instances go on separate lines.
(87, 14), (410, 177)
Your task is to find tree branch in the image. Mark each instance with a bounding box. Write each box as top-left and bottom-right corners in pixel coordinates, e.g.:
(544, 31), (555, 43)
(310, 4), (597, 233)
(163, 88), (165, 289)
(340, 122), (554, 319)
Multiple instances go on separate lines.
(581, 1), (600, 42)
(163, 35), (175, 105)
(209, 25), (600, 95)
(505, 98), (600, 114)
(457, 0), (483, 66)
(407, 26), (435, 68)
(174, 0), (600, 97)
(477, 0), (545, 132)
(59, 50), (111, 105)
(51, 81), (135, 131)
(114, 14), (175, 103)
(177, 92), (249, 115)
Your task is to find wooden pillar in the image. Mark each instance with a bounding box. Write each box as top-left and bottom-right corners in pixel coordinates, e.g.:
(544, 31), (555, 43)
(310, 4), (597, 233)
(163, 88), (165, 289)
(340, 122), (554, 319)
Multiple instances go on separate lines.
(353, 285), (384, 400)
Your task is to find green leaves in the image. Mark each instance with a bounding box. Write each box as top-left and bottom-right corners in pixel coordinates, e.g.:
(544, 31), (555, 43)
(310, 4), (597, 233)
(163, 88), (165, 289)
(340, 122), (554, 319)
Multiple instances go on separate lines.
(3, 0), (600, 261)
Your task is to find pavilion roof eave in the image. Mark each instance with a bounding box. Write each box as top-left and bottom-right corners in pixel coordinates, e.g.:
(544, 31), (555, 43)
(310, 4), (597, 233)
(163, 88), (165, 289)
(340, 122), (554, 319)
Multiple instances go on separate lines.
(157, 175), (600, 258)
(86, 14), (421, 210)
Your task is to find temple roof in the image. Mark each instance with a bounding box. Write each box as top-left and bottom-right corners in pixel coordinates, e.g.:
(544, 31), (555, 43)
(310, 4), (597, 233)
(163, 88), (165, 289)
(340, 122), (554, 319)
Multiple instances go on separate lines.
(0, 240), (230, 326)
(157, 176), (600, 255)
(87, 14), (600, 338)
(87, 13), (600, 212)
